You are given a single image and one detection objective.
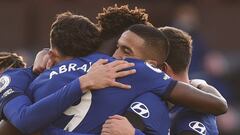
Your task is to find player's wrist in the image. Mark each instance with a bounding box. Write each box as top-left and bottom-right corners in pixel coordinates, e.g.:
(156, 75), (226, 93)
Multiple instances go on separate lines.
(79, 75), (93, 93)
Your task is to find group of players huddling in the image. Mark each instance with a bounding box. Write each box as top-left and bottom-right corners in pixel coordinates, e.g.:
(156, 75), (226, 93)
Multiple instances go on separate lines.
(0, 4), (227, 135)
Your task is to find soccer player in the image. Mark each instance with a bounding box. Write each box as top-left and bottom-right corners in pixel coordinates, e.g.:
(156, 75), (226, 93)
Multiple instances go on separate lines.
(0, 12), (107, 134)
(160, 27), (219, 135)
(0, 9), (226, 135)
(0, 52), (27, 135)
(41, 24), (225, 135)
(44, 6), (171, 135)
(101, 26), (220, 135)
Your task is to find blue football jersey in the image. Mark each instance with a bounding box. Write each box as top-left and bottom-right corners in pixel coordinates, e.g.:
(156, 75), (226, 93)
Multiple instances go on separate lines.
(126, 92), (170, 135)
(0, 67), (84, 134)
(43, 91), (170, 135)
(1, 52), (176, 134)
(170, 106), (219, 135)
(48, 52), (176, 134)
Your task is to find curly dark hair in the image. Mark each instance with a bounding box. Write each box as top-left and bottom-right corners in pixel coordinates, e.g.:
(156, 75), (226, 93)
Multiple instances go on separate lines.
(159, 26), (193, 73)
(50, 11), (101, 57)
(0, 52), (26, 72)
(96, 4), (152, 40)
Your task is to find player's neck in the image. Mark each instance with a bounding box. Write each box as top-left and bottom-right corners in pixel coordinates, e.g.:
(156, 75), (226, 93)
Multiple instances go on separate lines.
(174, 71), (190, 84)
(55, 55), (74, 64)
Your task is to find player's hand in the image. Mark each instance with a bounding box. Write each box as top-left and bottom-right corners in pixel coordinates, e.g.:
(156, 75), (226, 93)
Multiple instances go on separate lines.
(101, 115), (135, 135)
(79, 59), (136, 92)
(33, 48), (54, 74)
(190, 79), (208, 89)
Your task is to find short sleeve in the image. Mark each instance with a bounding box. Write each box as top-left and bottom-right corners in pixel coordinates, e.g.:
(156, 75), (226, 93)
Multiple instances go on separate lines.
(124, 58), (177, 98)
(127, 93), (170, 135)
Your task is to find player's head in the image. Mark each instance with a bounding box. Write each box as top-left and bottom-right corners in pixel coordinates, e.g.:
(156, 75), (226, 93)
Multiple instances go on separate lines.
(113, 24), (169, 67)
(0, 52), (26, 73)
(50, 11), (100, 59)
(158, 26), (192, 75)
(96, 4), (152, 55)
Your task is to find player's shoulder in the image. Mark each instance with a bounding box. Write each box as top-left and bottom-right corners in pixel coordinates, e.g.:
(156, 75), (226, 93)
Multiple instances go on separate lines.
(1, 67), (34, 78)
(84, 52), (113, 62)
(2, 67), (23, 74)
(171, 106), (218, 135)
(125, 58), (164, 75)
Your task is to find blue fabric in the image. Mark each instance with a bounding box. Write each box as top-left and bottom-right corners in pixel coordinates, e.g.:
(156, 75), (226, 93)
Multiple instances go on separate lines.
(170, 106), (219, 135)
(127, 93), (170, 135)
(2, 52), (176, 134)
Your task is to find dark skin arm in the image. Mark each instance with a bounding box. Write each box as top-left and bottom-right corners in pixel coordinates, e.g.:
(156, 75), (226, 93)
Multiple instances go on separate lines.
(0, 121), (40, 135)
(168, 81), (228, 116)
(0, 120), (23, 135)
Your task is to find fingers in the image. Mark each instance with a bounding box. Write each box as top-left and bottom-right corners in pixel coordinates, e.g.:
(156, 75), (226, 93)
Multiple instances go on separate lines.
(46, 59), (55, 69)
(110, 69), (136, 89)
(104, 119), (112, 125)
(190, 79), (208, 88)
(109, 115), (125, 120)
(107, 60), (128, 68)
(101, 130), (110, 135)
(101, 124), (111, 135)
(115, 69), (136, 78)
(93, 59), (108, 66)
(89, 59), (108, 72)
(111, 82), (131, 89)
(101, 119), (112, 135)
(113, 62), (135, 72)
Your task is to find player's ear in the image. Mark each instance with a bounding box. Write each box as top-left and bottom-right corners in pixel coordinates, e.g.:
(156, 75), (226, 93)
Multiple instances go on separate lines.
(162, 62), (174, 75)
(48, 48), (58, 59)
(160, 62), (167, 72)
(145, 60), (158, 67)
(48, 48), (59, 63)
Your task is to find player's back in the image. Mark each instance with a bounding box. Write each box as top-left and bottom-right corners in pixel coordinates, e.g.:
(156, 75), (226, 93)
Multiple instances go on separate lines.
(51, 52), (175, 134)
(170, 106), (218, 135)
(28, 52), (175, 134)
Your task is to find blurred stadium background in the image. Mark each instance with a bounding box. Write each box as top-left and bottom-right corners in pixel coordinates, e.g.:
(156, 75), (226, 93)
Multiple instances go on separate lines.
(0, 0), (239, 134)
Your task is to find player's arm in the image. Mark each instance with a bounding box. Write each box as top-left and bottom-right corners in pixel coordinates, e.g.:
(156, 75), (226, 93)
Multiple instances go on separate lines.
(0, 120), (41, 135)
(80, 59), (227, 116)
(127, 60), (228, 116)
(190, 79), (225, 103)
(0, 120), (23, 135)
(0, 60), (136, 134)
(0, 49), (50, 135)
(167, 81), (227, 115)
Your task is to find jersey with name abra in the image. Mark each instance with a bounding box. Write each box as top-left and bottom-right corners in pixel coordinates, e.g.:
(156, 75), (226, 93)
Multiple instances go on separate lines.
(1, 52), (176, 134)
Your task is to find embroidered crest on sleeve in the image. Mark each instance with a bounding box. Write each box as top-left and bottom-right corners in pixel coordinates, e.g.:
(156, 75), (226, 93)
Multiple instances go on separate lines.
(0, 76), (11, 93)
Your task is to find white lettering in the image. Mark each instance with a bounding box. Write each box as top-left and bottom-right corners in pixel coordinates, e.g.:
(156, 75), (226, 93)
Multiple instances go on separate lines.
(59, 65), (67, 73)
(78, 64), (87, 72)
(68, 63), (77, 72)
(86, 62), (92, 72)
(49, 62), (92, 79)
(49, 71), (58, 79)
